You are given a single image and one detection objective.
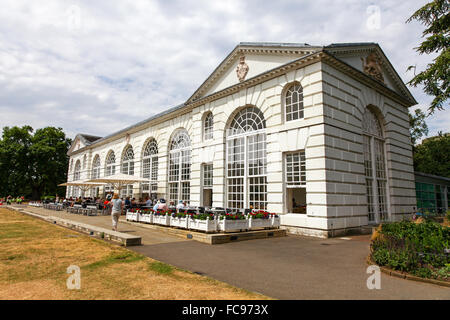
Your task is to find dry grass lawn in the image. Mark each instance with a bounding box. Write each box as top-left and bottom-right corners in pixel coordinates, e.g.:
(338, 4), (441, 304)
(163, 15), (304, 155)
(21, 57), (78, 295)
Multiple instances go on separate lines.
(0, 208), (270, 300)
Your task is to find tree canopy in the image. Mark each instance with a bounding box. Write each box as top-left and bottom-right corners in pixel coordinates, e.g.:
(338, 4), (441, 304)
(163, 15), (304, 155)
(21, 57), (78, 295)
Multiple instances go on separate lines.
(413, 132), (450, 178)
(406, 0), (449, 114)
(0, 126), (72, 200)
(409, 108), (429, 145)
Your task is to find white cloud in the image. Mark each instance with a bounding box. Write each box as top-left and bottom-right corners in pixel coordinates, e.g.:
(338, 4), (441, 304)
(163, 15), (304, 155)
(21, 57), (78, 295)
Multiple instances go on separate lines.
(0, 0), (447, 140)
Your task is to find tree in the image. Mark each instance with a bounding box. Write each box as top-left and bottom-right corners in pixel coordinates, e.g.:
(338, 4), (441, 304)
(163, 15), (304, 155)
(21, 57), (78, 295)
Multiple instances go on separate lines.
(0, 126), (72, 200)
(406, 0), (449, 114)
(409, 108), (429, 145)
(413, 132), (450, 177)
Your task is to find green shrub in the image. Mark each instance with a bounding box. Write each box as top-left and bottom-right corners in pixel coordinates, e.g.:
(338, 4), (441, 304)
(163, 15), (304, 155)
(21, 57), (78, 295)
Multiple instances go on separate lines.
(371, 220), (450, 277)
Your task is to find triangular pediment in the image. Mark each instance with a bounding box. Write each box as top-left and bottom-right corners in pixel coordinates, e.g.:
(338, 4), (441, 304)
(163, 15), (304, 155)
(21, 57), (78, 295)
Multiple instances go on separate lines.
(324, 43), (416, 104)
(68, 134), (102, 155)
(187, 42), (416, 106)
(187, 43), (321, 103)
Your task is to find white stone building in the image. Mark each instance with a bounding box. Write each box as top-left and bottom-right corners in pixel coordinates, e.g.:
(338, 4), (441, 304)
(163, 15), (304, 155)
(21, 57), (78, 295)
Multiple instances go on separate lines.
(66, 42), (417, 237)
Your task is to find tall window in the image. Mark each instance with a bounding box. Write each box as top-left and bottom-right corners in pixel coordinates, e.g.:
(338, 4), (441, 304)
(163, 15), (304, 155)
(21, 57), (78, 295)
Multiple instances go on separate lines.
(169, 130), (191, 204)
(73, 160), (81, 181)
(91, 155), (101, 179)
(91, 155), (101, 198)
(121, 145), (134, 198)
(226, 106), (267, 210)
(204, 112), (213, 140)
(105, 151), (116, 194)
(142, 138), (158, 195)
(202, 163), (213, 207)
(285, 151), (307, 214)
(285, 83), (304, 122)
(73, 160), (81, 197)
(362, 108), (388, 223)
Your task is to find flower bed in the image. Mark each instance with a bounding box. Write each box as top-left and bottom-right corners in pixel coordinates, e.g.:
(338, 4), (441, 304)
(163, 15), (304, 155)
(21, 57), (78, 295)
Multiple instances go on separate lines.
(371, 220), (450, 282)
(217, 213), (248, 232)
(189, 213), (217, 233)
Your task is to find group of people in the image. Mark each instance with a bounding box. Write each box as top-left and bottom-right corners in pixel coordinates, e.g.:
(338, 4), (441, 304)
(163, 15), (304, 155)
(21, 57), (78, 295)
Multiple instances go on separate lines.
(0, 195), (24, 205)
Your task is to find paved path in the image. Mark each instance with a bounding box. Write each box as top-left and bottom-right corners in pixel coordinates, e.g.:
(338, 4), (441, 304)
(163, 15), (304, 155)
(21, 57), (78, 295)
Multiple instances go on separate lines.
(12, 205), (450, 299)
(14, 205), (186, 246)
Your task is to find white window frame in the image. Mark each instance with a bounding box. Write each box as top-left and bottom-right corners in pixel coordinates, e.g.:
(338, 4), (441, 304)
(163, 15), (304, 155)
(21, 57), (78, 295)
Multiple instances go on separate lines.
(284, 83), (304, 123)
(226, 107), (267, 210)
(168, 130), (191, 204)
(142, 139), (158, 195)
(362, 109), (390, 224)
(203, 112), (214, 141)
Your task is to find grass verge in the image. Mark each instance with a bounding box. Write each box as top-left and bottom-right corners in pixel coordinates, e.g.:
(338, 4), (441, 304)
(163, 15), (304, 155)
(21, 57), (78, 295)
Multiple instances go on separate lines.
(0, 208), (271, 300)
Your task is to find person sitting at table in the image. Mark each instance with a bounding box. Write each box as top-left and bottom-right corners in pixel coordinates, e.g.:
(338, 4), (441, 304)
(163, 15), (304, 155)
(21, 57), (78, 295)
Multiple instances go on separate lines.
(145, 197), (152, 207)
(131, 197), (137, 208)
(153, 200), (160, 211)
(176, 200), (185, 213)
(158, 199), (168, 212)
(124, 196), (131, 209)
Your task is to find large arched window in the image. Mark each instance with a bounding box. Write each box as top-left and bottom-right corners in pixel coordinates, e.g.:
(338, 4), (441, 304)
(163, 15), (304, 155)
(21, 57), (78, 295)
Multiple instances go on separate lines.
(73, 160), (81, 197)
(91, 155), (101, 179)
(91, 155), (101, 197)
(121, 145), (134, 197)
(105, 151), (116, 194)
(203, 112), (213, 141)
(284, 83), (304, 122)
(73, 160), (81, 181)
(168, 130), (191, 204)
(226, 106), (267, 210)
(142, 138), (158, 195)
(362, 108), (388, 223)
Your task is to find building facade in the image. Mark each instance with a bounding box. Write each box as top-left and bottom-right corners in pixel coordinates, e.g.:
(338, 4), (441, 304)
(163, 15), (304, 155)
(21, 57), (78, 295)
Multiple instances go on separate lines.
(66, 42), (418, 237)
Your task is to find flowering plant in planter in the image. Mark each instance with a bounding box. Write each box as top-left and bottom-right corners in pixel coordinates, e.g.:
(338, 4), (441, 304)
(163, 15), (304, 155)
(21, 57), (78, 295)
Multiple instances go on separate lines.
(191, 213), (215, 220)
(172, 211), (188, 218)
(219, 213), (246, 220)
(154, 210), (172, 216)
(248, 210), (279, 219)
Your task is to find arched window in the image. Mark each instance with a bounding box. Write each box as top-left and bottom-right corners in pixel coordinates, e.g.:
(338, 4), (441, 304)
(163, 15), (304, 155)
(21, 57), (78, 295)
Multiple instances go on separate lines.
(226, 106), (267, 210)
(91, 155), (100, 179)
(285, 83), (304, 122)
(142, 138), (158, 195)
(121, 146), (134, 197)
(105, 151), (116, 194)
(91, 155), (101, 197)
(362, 108), (388, 223)
(73, 160), (81, 197)
(105, 151), (116, 176)
(73, 160), (81, 181)
(169, 130), (191, 204)
(203, 112), (213, 140)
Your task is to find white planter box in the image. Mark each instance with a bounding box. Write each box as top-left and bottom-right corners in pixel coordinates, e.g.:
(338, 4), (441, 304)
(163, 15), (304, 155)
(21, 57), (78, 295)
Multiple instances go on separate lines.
(126, 211), (139, 222)
(170, 216), (189, 229)
(140, 213), (152, 224)
(153, 214), (170, 226)
(248, 217), (271, 230)
(217, 218), (249, 232)
(271, 216), (280, 228)
(189, 217), (217, 233)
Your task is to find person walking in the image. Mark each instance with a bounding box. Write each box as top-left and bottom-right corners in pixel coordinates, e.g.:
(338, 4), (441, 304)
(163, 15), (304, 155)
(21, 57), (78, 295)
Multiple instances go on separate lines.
(110, 194), (123, 232)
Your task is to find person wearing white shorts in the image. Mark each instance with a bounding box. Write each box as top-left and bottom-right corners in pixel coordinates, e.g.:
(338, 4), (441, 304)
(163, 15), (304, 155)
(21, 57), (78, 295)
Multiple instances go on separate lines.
(110, 194), (123, 231)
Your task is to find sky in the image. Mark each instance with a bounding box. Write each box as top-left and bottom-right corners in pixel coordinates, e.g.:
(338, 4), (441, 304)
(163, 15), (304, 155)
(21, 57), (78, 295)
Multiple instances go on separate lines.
(0, 0), (448, 141)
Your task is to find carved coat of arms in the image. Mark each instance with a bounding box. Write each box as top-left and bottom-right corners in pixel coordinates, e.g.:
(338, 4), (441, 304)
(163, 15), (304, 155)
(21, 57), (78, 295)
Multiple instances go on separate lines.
(236, 56), (249, 82)
(361, 52), (384, 83)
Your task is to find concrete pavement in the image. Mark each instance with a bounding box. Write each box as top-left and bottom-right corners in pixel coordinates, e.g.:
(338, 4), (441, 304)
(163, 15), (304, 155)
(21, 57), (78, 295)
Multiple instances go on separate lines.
(13, 205), (450, 299)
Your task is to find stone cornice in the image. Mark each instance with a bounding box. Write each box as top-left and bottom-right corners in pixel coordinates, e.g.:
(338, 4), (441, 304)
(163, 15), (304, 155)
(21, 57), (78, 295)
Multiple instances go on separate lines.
(69, 49), (416, 157)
